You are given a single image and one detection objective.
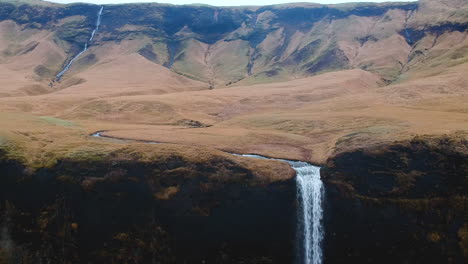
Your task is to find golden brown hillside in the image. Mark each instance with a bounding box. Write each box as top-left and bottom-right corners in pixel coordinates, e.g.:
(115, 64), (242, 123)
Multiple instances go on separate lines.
(0, 0), (466, 165)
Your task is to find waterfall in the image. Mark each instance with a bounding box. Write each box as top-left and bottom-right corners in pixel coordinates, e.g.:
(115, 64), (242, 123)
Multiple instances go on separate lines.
(56, 6), (104, 80)
(290, 161), (324, 264)
(235, 154), (324, 264)
(90, 133), (325, 264)
(89, 6), (103, 42)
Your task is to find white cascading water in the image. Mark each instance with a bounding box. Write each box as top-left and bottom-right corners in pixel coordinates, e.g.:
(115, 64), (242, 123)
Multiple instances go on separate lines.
(239, 154), (324, 264)
(90, 134), (325, 264)
(56, 6), (104, 80)
(289, 161), (324, 264)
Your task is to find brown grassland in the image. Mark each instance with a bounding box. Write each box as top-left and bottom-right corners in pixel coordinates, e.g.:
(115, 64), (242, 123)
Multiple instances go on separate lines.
(0, 0), (467, 168)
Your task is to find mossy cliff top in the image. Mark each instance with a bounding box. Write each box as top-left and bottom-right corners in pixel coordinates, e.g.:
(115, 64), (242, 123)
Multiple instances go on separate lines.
(322, 132), (468, 198)
(321, 132), (468, 263)
(0, 113), (294, 185)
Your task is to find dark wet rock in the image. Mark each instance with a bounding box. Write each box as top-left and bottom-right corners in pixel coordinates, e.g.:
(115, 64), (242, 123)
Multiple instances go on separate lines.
(0, 152), (295, 263)
(321, 134), (468, 263)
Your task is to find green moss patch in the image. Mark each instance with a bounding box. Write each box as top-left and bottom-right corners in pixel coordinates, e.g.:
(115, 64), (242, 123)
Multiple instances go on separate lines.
(39, 116), (77, 127)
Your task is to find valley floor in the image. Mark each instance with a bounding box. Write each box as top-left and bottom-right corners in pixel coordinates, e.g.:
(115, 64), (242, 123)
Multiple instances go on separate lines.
(0, 64), (467, 165)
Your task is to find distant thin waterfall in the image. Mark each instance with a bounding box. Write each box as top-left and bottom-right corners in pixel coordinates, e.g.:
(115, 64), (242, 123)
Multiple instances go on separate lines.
(89, 6), (103, 42)
(56, 6), (104, 80)
(290, 161), (324, 264)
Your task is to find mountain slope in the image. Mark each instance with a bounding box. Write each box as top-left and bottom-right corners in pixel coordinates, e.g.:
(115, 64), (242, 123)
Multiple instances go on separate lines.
(0, 0), (466, 164)
(0, 0), (466, 95)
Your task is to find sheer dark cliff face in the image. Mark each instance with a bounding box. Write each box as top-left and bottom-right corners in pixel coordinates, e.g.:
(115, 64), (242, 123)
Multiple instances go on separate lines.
(0, 137), (467, 264)
(321, 135), (468, 264)
(0, 154), (296, 264)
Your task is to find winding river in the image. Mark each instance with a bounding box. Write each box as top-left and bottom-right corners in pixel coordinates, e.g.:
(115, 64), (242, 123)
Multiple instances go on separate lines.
(92, 132), (324, 264)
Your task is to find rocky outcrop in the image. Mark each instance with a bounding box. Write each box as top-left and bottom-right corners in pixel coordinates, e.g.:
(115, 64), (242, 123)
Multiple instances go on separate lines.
(0, 150), (296, 264)
(321, 134), (468, 263)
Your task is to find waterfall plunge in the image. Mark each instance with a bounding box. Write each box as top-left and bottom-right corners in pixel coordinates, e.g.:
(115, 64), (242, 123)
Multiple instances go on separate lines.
(238, 155), (324, 264)
(90, 135), (326, 264)
(290, 161), (324, 264)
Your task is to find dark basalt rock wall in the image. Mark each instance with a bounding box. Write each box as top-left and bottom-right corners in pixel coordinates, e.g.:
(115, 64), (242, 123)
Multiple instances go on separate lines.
(400, 22), (468, 46)
(0, 3), (98, 29)
(0, 155), (296, 264)
(321, 135), (468, 264)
